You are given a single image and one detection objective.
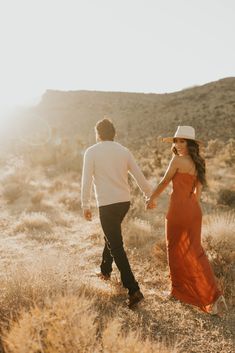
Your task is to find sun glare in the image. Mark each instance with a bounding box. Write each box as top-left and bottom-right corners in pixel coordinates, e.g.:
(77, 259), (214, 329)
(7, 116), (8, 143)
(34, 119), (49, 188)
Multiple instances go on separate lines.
(0, 88), (43, 115)
(0, 88), (44, 142)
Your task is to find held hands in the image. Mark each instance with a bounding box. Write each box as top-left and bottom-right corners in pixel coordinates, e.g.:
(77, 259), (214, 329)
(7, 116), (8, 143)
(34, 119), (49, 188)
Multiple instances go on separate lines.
(146, 196), (157, 210)
(83, 208), (92, 221)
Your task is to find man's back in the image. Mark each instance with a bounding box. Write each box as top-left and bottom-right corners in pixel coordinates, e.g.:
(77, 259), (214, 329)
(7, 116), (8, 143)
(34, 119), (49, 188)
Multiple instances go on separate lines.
(81, 141), (151, 208)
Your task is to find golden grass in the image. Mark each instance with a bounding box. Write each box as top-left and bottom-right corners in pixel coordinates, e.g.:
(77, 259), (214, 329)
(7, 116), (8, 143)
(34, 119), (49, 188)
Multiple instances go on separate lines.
(0, 140), (234, 353)
(3, 295), (98, 353)
(30, 191), (45, 204)
(2, 182), (23, 204)
(58, 191), (81, 211)
(202, 212), (235, 305)
(124, 217), (156, 249)
(3, 297), (178, 353)
(203, 211), (235, 239)
(14, 212), (53, 234)
(0, 156), (30, 204)
(0, 264), (178, 353)
(0, 265), (72, 322)
(102, 320), (177, 353)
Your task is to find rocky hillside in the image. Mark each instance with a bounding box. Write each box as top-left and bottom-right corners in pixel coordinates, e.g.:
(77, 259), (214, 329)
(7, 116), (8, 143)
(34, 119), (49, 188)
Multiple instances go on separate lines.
(34, 77), (235, 144)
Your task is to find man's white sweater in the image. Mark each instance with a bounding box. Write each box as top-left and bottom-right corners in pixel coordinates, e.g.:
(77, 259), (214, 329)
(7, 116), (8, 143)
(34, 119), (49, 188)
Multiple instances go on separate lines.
(81, 141), (152, 208)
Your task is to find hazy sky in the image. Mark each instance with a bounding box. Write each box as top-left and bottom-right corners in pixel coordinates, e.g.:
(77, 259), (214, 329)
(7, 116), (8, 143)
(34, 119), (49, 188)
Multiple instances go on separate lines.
(0, 0), (234, 113)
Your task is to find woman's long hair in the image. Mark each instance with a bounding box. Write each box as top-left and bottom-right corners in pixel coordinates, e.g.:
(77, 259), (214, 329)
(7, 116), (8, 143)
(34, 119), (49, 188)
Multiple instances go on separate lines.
(172, 139), (207, 186)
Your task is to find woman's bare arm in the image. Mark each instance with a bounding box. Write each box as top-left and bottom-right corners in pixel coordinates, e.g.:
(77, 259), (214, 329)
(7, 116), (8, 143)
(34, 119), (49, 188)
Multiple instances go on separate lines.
(146, 156), (179, 208)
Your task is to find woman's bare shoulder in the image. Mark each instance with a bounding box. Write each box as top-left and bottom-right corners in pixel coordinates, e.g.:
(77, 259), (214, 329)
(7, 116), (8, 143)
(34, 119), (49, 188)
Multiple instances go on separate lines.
(172, 155), (193, 168)
(170, 155), (181, 166)
(177, 155), (196, 173)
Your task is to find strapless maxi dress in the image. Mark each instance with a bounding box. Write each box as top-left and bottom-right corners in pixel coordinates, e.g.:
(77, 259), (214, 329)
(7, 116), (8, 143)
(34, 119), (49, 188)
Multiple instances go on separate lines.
(165, 172), (221, 312)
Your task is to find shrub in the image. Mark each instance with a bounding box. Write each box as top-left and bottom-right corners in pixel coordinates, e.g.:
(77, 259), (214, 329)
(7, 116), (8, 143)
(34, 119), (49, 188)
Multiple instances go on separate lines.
(0, 156), (30, 203)
(203, 212), (235, 305)
(223, 138), (235, 165)
(31, 191), (45, 204)
(14, 212), (52, 233)
(58, 192), (81, 211)
(2, 182), (23, 203)
(217, 189), (235, 208)
(206, 139), (223, 158)
(3, 295), (98, 353)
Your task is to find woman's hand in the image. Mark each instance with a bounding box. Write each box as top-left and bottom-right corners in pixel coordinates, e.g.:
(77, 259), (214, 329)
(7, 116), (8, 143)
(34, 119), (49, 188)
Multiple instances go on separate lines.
(146, 196), (157, 210)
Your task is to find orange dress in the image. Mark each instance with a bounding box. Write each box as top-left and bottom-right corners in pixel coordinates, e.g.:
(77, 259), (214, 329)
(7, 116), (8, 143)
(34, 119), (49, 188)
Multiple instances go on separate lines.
(166, 172), (221, 312)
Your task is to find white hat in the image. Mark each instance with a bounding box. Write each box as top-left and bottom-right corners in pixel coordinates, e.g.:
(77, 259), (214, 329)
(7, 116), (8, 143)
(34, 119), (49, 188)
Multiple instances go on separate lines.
(162, 126), (202, 143)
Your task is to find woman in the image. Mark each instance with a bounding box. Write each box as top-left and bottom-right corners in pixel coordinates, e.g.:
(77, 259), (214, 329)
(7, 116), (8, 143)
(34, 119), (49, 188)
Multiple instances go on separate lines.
(147, 126), (227, 315)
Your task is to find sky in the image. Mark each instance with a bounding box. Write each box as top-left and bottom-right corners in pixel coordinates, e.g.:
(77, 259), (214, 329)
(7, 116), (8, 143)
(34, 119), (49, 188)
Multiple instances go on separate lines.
(0, 0), (235, 115)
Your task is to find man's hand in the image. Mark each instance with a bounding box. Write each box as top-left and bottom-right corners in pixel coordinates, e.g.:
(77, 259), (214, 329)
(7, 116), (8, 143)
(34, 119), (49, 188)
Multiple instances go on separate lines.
(146, 197), (157, 210)
(83, 208), (92, 221)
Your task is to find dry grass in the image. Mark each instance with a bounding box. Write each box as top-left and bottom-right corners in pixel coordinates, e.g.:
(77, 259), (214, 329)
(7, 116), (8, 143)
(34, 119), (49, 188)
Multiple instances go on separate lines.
(3, 296), (177, 353)
(28, 199), (55, 213)
(0, 157), (30, 204)
(102, 320), (177, 353)
(48, 179), (65, 193)
(203, 212), (235, 305)
(0, 131), (234, 353)
(0, 205), (233, 353)
(151, 238), (168, 269)
(14, 212), (53, 234)
(0, 263), (178, 353)
(124, 217), (156, 249)
(58, 191), (81, 211)
(0, 271), (56, 330)
(30, 191), (45, 205)
(3, 295), (98, 353)
(2, 183), (23, 204)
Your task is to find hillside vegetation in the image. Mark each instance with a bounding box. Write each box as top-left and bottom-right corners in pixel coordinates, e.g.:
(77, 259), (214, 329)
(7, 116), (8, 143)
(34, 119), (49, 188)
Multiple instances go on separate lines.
(35, 77), (235, 143)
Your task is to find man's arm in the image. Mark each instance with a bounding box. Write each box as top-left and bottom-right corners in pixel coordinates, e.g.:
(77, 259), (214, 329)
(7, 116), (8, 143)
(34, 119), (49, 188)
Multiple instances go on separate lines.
(81, 149), (94, 220)
(127, 150), (153, 198)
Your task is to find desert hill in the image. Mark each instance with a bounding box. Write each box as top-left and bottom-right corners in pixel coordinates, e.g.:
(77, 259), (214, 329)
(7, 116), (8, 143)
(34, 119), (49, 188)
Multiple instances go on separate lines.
(35, 77), (235, 144)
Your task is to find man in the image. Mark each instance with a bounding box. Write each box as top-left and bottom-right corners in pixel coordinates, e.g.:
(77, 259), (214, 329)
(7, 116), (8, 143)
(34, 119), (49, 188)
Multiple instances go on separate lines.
(81, 118), (152, 308)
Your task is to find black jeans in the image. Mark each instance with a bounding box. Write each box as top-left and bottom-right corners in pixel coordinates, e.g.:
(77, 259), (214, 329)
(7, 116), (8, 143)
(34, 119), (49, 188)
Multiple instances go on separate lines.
(99, 201), (139, 295)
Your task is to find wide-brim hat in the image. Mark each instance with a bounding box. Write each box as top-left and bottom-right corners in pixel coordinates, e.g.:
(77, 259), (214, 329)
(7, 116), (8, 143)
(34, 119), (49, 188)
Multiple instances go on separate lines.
(162, 126), (202, 144)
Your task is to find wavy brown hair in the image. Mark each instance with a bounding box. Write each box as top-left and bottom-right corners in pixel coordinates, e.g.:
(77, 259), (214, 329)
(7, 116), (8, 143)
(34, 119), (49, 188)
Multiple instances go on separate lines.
(172, 139), (207, 186)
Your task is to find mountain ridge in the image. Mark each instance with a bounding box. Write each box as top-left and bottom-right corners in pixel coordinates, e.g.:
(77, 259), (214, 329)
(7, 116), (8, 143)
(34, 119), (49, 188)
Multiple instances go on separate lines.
(28, 77), (235, 143)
